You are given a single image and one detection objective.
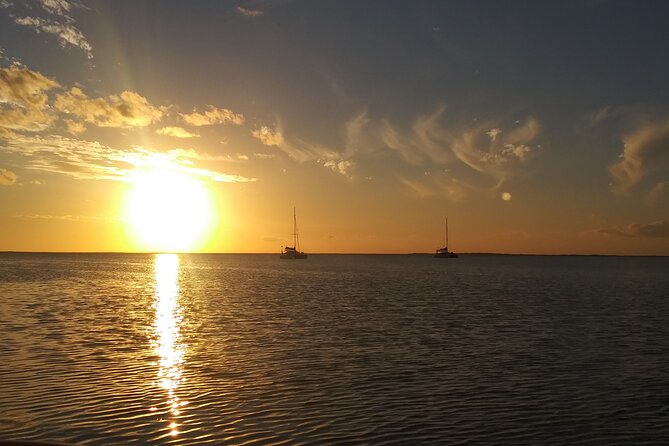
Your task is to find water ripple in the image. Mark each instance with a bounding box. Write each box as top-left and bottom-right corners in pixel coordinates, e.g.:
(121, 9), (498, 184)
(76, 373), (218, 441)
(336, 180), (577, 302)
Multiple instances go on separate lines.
(1, 253), (669, 444)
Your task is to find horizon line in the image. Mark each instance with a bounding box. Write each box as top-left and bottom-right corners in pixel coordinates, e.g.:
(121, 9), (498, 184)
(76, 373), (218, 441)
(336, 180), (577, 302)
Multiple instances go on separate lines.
(0, 251), (667, 258)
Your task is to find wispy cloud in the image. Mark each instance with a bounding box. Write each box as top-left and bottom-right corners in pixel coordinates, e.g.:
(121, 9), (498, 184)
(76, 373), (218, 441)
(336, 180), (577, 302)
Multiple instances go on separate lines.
(0, 167), (17, 185)
(378, 108), (540, 181)
(14, 17), (92, 59)
(55, 87), (165, 128)
(609, 120), (669, 194)
(235, 6), (264, 18)
(598, 221), (669, 238)
(585, 106), (614, 128)
(251, 125), (283, 146)
(324, 160), (352, 176)
(450, 118), (539, 185)
(166, 147), (249, 163)
(6, 1), (93, 59)
(0, 133), (255, 183)
(399, 175), (469, 201)
(252, 123), (355, 176)
(156, 126), (199, 138)
(374, 108), (540, 193)
(14, 213), (117, 221)
(646, 181), (669, 206)
(180, 106), (245, 126)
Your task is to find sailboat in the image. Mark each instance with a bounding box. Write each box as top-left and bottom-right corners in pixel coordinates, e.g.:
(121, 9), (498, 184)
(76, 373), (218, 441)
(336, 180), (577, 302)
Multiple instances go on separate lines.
(435, 218), (458, 258)
(280, 207), (308, 259)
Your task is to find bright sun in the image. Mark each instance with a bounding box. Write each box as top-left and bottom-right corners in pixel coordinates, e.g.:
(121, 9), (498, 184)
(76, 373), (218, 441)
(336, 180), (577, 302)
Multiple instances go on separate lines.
(125, 167), (213, 252)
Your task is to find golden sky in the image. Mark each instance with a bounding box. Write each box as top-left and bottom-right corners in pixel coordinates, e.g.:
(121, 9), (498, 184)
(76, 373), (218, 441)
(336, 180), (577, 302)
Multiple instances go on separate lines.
(1, 1), (668, 254)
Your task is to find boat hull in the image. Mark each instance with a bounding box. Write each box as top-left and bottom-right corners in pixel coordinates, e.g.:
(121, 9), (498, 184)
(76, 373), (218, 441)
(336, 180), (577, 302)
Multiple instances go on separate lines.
(280, 252), (308, 259)
(434, 252), (458, 258)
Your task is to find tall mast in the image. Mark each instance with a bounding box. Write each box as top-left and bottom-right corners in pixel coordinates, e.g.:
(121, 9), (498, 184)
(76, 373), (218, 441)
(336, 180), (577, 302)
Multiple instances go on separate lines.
(445, 217), (449, 249)
(293, 207), (299, 251)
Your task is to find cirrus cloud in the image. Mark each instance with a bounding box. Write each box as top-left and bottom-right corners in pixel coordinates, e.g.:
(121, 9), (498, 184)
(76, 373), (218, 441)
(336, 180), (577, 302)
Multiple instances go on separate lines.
(609, 120), (669, 195)
(0, 133), (255, 183)
(252, 122), (355, 176)
(156, 126), (199, 138)
(251, 125), (283, 146)
(235, 6), (264, 18)
(14, 16), (93, 59)
(598, 220), (669, 238)
(180, 106), (245, 126)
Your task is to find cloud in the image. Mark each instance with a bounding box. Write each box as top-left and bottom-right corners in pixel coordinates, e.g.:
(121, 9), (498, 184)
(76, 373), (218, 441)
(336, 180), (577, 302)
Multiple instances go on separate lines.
(156, 126), (199, 138)
(377, 108), (540, 183)
(64, 118), (85, 135)
(252, 122), (355, 175)
(609, 120), (669, 194)
(0, 66), (60, 107)
(646, 181), (669, 205)
(165, 147), (249, 163)
(323, 160), (352, 176)
(39, 0), (73, 16)
(0, 133), (255, 183)
(249, 108), (538, 184)
(55, 87), (165, 128)
(180, 106), (245, 126)
(585, 106), (614, 128)
(6, 1), (93, 59)
(399, 175), (468, 201)
(0, 105), (56, 132)
(0, 66), (59, 132)
(343, 111), (370, 158)
(252, 125), (284, 146)
(504, 118), (540, 145)
(235, 6), (264, 17)
(379, 108), (539, 189)
(14, 16), (93, 59)
(0, 167), (17, 185)
(486, 128), (502, 141)
(14, 213), (115, 221)
(0, 127), (17, 139)
(599, 221), (669, 238)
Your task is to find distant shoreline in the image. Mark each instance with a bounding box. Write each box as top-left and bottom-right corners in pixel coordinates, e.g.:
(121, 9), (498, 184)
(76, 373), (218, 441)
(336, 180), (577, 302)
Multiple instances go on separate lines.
(1, 251), (667, 258)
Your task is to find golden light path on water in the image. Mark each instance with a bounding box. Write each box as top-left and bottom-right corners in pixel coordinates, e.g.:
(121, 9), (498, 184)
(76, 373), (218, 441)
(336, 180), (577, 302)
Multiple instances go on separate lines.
(152, 253), (187, 437)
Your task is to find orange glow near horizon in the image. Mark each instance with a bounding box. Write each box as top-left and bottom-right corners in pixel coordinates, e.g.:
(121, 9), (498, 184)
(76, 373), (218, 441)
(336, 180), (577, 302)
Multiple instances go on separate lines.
(125, 165), (213, 252)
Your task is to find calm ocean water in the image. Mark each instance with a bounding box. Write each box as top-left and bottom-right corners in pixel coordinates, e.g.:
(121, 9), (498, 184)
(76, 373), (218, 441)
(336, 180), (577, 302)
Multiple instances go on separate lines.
(1, 253), (668, 445)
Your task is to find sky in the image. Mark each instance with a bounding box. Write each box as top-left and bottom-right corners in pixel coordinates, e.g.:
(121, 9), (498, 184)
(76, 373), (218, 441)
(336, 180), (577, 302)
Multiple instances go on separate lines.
(1, 0), (669, 255)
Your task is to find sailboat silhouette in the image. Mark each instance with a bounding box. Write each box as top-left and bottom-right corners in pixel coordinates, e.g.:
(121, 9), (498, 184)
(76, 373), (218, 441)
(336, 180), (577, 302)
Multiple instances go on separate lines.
(435, 218), (458, 258)
(280, 207), (308, 259)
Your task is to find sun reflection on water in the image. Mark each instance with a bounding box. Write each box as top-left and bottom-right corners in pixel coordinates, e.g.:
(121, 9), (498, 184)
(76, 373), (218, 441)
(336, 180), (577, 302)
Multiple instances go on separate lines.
(152, 253), (186, 436)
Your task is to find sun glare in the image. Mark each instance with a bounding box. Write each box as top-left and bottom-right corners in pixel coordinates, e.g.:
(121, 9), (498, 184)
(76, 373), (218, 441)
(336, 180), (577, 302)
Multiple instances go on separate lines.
(126, 167), (213, 252)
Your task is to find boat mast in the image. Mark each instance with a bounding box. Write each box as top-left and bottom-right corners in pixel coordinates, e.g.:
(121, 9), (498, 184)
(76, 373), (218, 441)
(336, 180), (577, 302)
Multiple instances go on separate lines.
(445, 217), (449, 250)
(293, 207), (299, 251)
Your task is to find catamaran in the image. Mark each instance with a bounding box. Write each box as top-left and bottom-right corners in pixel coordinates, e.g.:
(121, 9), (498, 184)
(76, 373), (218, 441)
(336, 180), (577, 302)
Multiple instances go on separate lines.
(435, 218), (458, 258)
(280, 207), (308, 259)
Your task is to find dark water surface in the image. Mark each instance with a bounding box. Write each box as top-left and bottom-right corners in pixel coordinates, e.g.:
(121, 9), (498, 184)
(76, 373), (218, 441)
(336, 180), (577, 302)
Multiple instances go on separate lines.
(1, 253), (668, 445)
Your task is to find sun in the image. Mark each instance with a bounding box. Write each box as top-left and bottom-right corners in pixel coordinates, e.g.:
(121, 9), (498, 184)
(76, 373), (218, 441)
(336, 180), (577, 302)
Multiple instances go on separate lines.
(125, 167), (213, 252)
